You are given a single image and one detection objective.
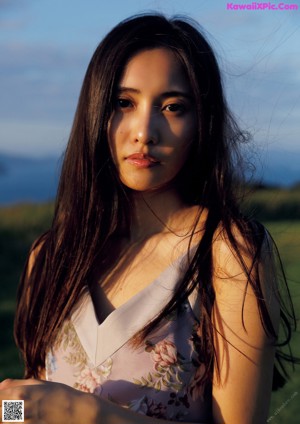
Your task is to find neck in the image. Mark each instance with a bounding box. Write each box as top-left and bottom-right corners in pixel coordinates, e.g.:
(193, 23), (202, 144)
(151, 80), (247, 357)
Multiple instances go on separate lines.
(128, 187), (190, 242)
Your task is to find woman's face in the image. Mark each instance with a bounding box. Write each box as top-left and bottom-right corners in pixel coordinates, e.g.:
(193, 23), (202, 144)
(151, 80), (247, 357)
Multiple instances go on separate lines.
(108, 48), (197, 192)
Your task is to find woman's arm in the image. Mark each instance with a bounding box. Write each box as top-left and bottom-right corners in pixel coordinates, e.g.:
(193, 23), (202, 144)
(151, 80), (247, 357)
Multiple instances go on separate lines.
(211, 231), (280, 424)
(0, 379), (208, 424)
(0, 379), (99, 424)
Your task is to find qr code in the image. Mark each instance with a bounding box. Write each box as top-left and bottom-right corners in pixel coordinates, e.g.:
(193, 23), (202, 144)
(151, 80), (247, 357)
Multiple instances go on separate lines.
(2, 400), (24, 422)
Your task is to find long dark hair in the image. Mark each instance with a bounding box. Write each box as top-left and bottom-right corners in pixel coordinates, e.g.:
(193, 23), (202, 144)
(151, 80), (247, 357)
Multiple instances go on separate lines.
(14, 14), (296, 387)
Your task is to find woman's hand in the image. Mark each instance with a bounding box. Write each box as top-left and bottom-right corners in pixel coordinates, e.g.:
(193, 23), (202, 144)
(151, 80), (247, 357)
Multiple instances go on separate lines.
(0, 379), (207, 424)
(0, 378), (99, 424)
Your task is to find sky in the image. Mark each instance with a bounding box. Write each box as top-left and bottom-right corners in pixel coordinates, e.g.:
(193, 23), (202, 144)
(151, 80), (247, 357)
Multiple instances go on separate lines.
(0, 0), (299, 158)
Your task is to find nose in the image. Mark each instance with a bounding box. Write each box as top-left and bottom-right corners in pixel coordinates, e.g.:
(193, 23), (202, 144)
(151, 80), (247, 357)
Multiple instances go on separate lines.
(133, 107), (159, 145)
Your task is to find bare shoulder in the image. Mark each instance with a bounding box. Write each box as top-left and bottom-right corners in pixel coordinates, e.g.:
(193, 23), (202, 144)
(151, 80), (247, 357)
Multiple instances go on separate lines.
(212, 223), (276, 291)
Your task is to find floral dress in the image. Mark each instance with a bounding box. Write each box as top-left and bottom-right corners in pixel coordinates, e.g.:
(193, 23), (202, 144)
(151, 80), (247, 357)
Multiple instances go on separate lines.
(46, 253), (212, 422)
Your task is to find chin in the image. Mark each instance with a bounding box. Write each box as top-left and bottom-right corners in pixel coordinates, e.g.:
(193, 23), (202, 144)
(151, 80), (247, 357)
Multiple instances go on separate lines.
(123, 178), (178, 194)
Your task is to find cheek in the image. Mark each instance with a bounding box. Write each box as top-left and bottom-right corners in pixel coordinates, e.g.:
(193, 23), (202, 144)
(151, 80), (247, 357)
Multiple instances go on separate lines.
(174, 120), (196, 155)
(107, 114), (123, 162)
(108, 114), (129, 154)
(173, 144), (193, 172)
(167, 138), (193, 175)
(170, 122), (197, 170)
(184, 115), (197, 141)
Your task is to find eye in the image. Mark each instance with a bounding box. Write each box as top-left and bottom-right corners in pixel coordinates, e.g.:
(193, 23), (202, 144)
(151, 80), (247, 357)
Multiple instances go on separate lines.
(164, 103), (186, 114)
(116, 98), (133, 109)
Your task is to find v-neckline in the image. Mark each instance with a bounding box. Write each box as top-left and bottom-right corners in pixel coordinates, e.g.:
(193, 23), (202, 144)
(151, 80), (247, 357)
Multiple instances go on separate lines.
(95, 244), (199, 325)
(71, 246), (199, 366)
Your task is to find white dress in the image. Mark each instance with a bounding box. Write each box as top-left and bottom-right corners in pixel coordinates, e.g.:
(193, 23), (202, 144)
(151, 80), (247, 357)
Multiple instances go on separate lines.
(46, 252), (212, 422)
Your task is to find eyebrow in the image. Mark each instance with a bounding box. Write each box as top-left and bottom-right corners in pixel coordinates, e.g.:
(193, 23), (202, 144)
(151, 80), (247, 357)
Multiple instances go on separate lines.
(117, 86), (193, 100)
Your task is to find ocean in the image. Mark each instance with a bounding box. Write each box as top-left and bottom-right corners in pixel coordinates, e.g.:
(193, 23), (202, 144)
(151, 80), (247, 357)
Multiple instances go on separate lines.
(0, 155), (60, 205)
(0, 149), (299, 206)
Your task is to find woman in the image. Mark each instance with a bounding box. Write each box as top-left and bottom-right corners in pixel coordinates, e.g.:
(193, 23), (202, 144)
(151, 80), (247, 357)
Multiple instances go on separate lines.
(0, 14), (295, 424)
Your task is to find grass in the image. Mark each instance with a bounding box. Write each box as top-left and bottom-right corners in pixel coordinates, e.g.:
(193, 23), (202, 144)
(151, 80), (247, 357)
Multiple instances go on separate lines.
(0, 200), (299, 421)
(243, 187), (300, 221)
(263, 221), (300, 423)
(0, 203), (54, 379)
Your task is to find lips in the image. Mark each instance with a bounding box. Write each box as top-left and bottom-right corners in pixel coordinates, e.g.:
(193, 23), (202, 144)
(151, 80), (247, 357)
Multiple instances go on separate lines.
(125, 153), (160, 168)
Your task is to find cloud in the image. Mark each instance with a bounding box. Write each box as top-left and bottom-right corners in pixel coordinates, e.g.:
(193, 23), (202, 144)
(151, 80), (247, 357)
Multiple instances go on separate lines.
(0, 39), (93, 157)
(0, 41), (91, 122)
(0, 41), (89, 73)
(0, 0), (26, 10)
(202, 13), (300, 152)
(225, 62), (300, 151)
(0, 0), (299, 157)
(0, 0), (28, 25)
(0, 119), (69, 157)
